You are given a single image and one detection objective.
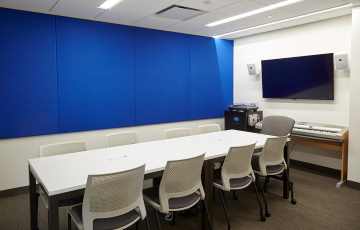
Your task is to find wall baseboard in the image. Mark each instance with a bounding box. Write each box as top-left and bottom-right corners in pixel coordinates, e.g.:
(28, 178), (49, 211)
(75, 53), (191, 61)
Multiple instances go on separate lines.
(347, 180), (360, 191)
(0, 186), (28, 198)
(290, 159), (341, 178)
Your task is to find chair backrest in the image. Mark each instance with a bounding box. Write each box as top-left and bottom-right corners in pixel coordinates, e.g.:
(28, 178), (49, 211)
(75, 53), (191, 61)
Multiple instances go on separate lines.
(82, 165), (146, 230)
(159, 154), (205, 212)
(198, 124), (221, 134)
(107, 132), (137, 147)
(40, 141), (86, 157)
(221, 143), (256, 191)
(164, 128), (192, 139)
(261, 116), (295, 136)
(262, 136), (287, 165)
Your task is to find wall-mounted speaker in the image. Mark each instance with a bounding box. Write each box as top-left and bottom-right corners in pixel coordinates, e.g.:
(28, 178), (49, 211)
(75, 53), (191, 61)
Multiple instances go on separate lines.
(247, 64), (257, 75)
(334, 54), (349, 70)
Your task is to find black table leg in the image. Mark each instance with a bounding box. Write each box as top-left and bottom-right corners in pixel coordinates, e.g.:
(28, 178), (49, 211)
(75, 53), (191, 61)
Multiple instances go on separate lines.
(48, 195), (60, 230)
(283, 144), (289, 199)
(29, 167), (39, 230)
(202, 159), (215, 230)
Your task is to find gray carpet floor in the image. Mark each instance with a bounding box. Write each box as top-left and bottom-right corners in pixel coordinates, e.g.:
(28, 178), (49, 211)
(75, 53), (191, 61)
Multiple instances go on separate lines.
(1, 168), (360, 230)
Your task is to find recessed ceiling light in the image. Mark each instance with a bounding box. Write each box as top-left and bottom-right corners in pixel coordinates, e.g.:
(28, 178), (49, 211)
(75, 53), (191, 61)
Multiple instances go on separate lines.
(206, 0), (303, 27)
(98, 0), (124, 10)
(213, 3), (352, 39)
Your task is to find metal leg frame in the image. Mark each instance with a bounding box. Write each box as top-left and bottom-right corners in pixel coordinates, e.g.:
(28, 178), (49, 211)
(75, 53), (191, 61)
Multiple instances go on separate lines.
(154, 209), (162, 230)
(263, 177), (270, 193)
(218, 190), (231, 230)
(144, 215), (151, 230)
(283, 144), (290, 199)
(252, 182), (266, 222)
(29, 167), (39, 230)
(203, 160), (216, 230)
(201, 200), (213, 230)
(67, 213), (72, 230)
(284, 169), (296, 205)
(232, 191), (238, 200)
(257, 177), (271, 218)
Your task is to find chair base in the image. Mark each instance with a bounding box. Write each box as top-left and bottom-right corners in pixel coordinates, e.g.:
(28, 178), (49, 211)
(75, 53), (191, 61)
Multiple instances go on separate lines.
(146, 200), (212, 230)
(264, 170), (297, 205)
(214, 182), (266, 230)
(255, 168), (297, 220)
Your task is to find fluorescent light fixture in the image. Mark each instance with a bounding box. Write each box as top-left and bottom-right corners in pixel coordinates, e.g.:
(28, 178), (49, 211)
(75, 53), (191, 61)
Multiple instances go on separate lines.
(213, 3), (352, 39)
(98, 0), (123, 10)
(206, 0), (303, 27)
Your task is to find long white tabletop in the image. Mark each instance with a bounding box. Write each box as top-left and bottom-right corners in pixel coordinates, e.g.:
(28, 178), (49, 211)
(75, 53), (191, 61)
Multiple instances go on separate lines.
(29, 130), (273, 196)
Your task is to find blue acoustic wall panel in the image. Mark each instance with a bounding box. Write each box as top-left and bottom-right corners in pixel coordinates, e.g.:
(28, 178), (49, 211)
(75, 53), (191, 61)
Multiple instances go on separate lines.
(0, 8), (58, 139)
(189, 36), (228, 119)
(215, 39), (234, 110)
(135, 28), (191, 125)
(0, 7), (233, 139)
(56, 17), (136, 133)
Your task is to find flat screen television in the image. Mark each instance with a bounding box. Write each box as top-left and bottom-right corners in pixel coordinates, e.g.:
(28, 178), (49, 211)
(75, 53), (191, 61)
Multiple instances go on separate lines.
(261, 53), (334, 100)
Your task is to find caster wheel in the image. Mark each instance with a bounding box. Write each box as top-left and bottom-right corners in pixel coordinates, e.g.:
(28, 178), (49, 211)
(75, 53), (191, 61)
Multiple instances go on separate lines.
(291, 199), (297, 205)
(265, 212), (271, 218)
(164, 213), (174, 223)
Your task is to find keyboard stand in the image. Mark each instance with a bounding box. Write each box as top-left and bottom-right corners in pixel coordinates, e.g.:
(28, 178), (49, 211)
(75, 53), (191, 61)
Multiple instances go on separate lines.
(290, 130), (349, 188)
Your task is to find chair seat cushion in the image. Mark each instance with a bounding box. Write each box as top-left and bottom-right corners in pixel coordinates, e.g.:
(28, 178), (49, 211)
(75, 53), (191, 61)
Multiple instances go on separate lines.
(252, 155), (285, 175)
(144, 189), (201, 212)
(266, 164), (285, 175)
(68, 204), (140, 230)
(213, 176), (252, 190)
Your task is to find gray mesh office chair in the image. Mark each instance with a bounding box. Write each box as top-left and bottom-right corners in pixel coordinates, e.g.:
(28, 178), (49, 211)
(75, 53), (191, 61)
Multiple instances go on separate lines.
(106, 131), (137, 147)
(144, 154), (212, 230)
(36, 142), (87, 219)
(67, 165), (149, 230)
(198, 124), (221, 134)
(261, 116), (295, 136)
(213, 144), (265, 230)
(164, 128), (192, 139)
(261, 115), (296, 193)
(40, 141), (87, 157)
(254, 116), (296, 215)
(253, 136), (296, 217)
(198, 124), (222, 169)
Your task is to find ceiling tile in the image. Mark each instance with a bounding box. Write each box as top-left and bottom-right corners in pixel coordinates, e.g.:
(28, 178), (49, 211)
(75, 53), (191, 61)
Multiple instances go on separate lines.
(98, 0), (178, 25)
(0, 0), (354, 38)
(225, 7), (351, 39)
(135, 15), (179, 28)
(252, 0), (288, 6)
(50, 0), (104, 19)
(166, 0), (258, 34)
(0, 0), (58, 12)
(177, 0), (240, 11)
(208, 0), (352, 36)
(261, 0), (351, 21)
(196, 0), (261, 26)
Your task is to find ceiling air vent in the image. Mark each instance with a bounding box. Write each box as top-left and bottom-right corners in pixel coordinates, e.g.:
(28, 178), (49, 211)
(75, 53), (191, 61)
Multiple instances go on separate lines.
(156, 5), (205, 21)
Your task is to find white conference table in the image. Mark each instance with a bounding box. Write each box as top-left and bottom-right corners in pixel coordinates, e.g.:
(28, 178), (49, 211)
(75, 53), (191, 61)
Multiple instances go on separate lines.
(28, 130), (291, 230)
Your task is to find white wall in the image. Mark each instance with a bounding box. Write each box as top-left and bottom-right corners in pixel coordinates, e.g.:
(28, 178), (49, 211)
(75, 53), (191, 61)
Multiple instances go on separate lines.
(0, 118), (223, 191)
(234, 16), (352, 169)
(348, 6), (360, 183)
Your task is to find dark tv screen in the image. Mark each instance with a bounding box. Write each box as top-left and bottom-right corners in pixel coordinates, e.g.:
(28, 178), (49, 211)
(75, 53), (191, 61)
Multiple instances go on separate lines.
(261, 53), (334, 100)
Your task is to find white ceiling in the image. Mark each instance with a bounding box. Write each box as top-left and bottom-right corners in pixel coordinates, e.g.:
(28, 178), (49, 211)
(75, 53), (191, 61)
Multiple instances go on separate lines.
(0, 0), (353, 39)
